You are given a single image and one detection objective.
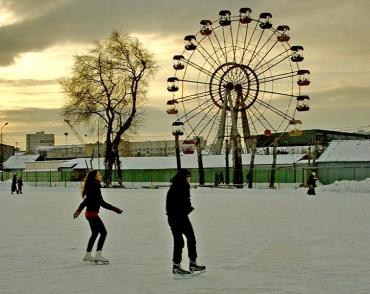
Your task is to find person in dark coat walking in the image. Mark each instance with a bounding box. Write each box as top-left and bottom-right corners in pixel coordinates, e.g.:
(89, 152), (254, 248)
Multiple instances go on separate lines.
(73, 170), (122, 263)
(166, 169), (206, 277)
(307, 172), (318, 195)
(17, 177), (23, 194)
(11, 174), (17, 194)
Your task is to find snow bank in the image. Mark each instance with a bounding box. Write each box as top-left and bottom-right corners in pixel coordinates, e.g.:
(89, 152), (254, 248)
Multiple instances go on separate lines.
(318, 178), (370, 193)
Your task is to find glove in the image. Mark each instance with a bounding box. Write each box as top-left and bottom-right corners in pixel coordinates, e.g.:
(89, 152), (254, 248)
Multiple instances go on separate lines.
(73, 209), (81, 219)
(113, 207), (123, 214)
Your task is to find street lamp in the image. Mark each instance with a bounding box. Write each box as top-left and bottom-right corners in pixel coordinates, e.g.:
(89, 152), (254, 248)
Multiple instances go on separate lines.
(1, 122), (9, 171)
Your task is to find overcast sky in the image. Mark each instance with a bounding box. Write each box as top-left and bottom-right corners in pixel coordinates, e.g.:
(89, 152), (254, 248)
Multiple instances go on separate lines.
(0, 0), (369, 148)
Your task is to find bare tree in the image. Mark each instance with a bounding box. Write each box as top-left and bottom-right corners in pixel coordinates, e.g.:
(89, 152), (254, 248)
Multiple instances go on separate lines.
(60, 31), (157, 186)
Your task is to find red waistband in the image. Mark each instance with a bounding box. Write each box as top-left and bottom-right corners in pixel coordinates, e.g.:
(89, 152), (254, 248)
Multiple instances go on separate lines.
(85, 211), (99, 218)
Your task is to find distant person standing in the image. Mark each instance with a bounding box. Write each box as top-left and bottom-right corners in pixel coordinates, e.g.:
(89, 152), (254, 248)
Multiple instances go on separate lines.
(214, 172), (219, 186)
(307, 172), (318, 195)
(17, 177), (23, 194)
(166, 169), (206, 278)
(219, 171), (224, 184)
(11, 175), (17, 194)
(73, 170), (123, 264)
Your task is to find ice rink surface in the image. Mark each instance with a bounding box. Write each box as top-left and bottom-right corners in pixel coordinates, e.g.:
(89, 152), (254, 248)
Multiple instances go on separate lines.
(0, 180), (369, 294)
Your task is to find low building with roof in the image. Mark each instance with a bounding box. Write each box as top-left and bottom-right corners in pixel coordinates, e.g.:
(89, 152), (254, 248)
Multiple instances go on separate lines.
(3, 152), (40, 172)
(316, 140), (370, 184)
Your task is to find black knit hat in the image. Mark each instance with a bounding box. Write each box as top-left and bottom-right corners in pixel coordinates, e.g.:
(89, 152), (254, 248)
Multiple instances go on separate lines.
(177, 169), (191, 178)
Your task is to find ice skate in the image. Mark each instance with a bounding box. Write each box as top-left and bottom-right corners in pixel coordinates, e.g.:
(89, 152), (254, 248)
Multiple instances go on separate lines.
(172, 264), (191, 279)
(189, 261), (206, 276)
(82, 252), (95, 262)
(94, 251), (109, 264)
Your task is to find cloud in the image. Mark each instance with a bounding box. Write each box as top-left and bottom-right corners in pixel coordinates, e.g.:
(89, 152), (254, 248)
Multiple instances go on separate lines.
(0, 0), (369, 66)
(0, 78), (58, 86)
(0, 107), (63, 123)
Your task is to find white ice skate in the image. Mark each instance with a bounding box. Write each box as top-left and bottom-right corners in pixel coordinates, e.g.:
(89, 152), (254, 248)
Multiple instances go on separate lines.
(82, 252), (95, 262)
(172, 264), (192, 279)
(94, 251), (109, 264)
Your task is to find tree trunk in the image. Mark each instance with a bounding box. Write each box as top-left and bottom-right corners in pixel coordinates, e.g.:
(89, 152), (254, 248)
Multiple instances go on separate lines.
(113, 144), (123, 188)
(196, 137), (204, 185)
(248, 137), (257, 189)
(269, 137), (278, 189)
(104, 135), (114, 187)
(225, 139), (230, 185)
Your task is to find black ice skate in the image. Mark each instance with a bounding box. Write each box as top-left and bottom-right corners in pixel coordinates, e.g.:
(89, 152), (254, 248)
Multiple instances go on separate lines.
(189, 261), (206, 276)
(172, 264), (191, 279)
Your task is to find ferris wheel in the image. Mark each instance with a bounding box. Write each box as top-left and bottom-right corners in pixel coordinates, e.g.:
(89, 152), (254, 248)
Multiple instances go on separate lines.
(166, 8), (310, 154)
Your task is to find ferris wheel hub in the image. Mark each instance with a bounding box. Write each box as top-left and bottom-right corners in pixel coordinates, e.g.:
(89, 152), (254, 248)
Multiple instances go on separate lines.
(210, 62), (259, 111)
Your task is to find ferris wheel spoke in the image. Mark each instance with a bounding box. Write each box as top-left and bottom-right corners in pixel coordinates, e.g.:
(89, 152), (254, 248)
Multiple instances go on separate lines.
(240, 20), (259, 65)
(185, 104), (220, 138)
(203, 108), (223, 153)
(253, 97), (294, 121)
(228, 21), (237, 63)
(177, 99), (216, 122)
(244, 108), (259, 136)
(250, 71), (297, 86)
(234, 20), (242, 63)
(247, 29), (265, 67)
(221, 27), (229, 63)
(251, 39), (279, 70)
(206, 34), (228, 71)
(195, 40), (224, 69)
(253, 49), (292, 72)
(183, 59), (222, 82)
(255, 53), (294, 76)
(178, 91), (215, 103)
(253, 88), (295, 98)
(249, 34), (278, 68)
(211, 24), (229, 64)
(249, 104), (277, 131)
(179, 79), (220, 87)
(176, 92), (214, 102)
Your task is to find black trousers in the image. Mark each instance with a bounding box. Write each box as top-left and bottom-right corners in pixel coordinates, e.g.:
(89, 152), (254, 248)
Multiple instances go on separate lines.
(168, 215), (197, 264)
(86, 216), (107, 252)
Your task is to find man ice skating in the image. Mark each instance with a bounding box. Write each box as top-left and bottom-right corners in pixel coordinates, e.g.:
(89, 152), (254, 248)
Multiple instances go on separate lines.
(166, 169), (206, 278)
(73, 170), (123, 264)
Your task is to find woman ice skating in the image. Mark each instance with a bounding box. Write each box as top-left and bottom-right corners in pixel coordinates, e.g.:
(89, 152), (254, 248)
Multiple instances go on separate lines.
(73, 170), (122, 264)
(166, 169), (206, 278)
(11, 174), (17, 194)
(307, 172), (318, 195)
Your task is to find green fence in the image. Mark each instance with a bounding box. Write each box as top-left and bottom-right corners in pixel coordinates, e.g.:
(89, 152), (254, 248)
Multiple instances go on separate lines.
(1, 164), (368, 187)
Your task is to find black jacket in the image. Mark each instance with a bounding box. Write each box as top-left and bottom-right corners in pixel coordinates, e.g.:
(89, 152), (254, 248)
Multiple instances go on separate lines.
(307, 175), (317, 187)
(166, 173), (194, 217)
(77, 183), (115, 213)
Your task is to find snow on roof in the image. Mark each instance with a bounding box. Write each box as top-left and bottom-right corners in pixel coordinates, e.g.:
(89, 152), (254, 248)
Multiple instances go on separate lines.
(60, 153), (307, 170)
(316, 140), (370, 163)
(4, 154), (40, 170)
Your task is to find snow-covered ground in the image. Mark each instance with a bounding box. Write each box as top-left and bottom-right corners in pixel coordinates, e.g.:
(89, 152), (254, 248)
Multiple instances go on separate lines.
(0, 180), (369, 294)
